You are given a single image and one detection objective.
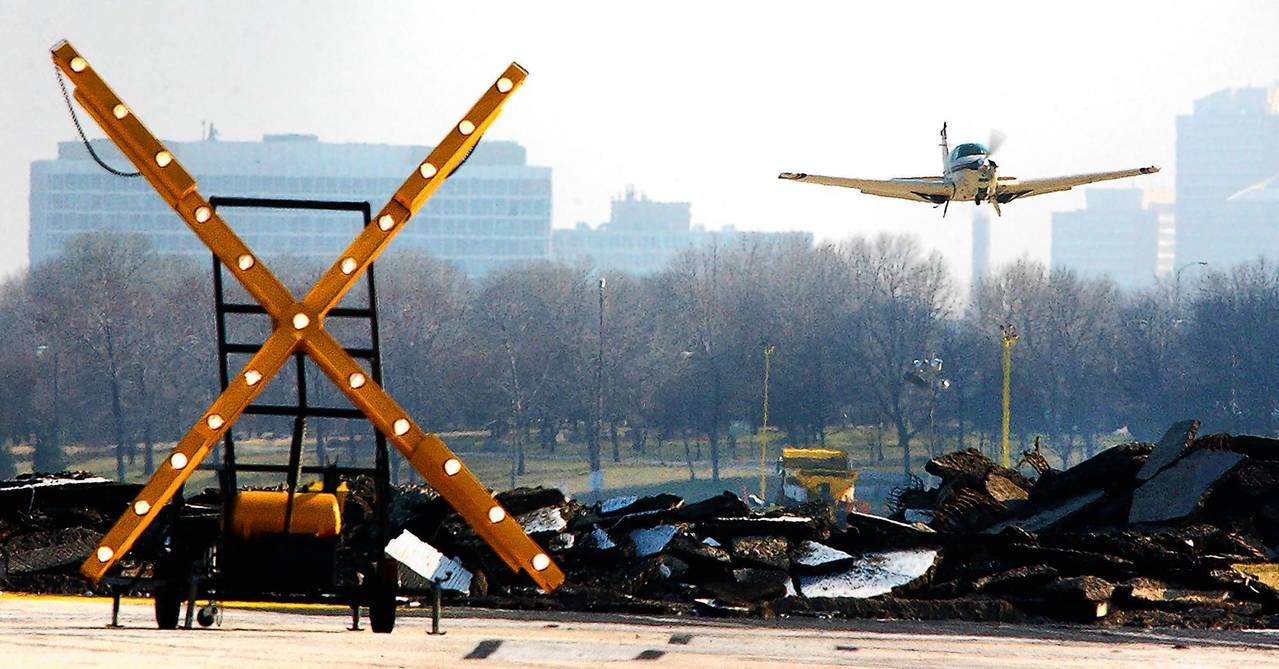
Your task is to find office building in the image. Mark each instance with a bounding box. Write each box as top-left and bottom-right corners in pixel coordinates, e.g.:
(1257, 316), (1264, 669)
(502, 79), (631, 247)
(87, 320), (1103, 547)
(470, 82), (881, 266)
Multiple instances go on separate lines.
(1051, 188), (1159, 289)
(1175, 86), (1279, 267)
(29, 135), (552, 276)
(551, 188), (811, 274)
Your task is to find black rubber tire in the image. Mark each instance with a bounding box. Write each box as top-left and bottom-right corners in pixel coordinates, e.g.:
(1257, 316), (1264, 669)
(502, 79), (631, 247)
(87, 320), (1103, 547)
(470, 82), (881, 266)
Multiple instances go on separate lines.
(368, 558), (398, 634)
(154, 584), (182, 630)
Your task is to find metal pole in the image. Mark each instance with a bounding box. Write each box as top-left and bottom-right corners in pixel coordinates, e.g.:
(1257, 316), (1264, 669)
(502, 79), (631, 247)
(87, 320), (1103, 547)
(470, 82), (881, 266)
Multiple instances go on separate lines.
(759, 345), (775, 501)
(1000, 325), (1018, 468)
(429, 581), (444, 635)
(109, 592), (122, 628)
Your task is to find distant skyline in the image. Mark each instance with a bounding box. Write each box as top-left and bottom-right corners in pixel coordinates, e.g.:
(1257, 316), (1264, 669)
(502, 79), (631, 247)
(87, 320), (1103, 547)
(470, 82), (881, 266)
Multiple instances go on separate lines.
(4, 1), (1279, 283)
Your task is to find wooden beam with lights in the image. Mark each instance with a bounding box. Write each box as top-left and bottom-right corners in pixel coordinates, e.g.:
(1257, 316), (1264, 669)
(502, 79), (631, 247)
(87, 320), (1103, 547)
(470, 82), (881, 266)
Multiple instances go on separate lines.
(51, 40), (563, 592)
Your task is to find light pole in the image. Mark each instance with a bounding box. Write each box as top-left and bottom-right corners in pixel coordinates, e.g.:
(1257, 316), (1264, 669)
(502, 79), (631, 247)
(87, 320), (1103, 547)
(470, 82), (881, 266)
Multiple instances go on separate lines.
(590, 276), (607, 494)
(999, 325), (1018, 468)
(759, 345), (775, 501)
(1174, 260), (1207, 310)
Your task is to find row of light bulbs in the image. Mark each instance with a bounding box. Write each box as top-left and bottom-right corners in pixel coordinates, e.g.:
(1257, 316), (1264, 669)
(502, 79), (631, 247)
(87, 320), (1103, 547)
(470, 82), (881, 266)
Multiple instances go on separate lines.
(76, 52), (547, 572)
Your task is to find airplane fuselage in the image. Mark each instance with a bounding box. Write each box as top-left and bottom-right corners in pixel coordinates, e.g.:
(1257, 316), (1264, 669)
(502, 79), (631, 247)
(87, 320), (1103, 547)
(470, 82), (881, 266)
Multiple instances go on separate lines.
(946, 156), (991, 201)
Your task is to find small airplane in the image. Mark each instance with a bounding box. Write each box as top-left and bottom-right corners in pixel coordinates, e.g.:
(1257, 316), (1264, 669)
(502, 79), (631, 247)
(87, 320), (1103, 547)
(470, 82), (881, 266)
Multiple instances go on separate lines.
(778, 123), (1159, 216)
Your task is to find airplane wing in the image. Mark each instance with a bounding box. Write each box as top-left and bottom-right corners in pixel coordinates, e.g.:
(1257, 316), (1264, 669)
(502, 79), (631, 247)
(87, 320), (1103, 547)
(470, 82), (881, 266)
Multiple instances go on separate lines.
(997, 166), (1160, 203)
(778, 172), (951, 204)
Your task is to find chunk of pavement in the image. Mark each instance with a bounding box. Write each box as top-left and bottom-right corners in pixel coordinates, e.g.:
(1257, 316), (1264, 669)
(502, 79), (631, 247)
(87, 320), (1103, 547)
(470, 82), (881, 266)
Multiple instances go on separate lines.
(623, 555), (691, 596)
(673, 491), (749, 522)
(692, 598), (753, 617)
(667, 534), (733, 569)
(1129, 448), (1245, 524)
(931, 483), (1015, 532)
(730, 535), (791, 570)
(1214, 433), (1279, 461)
(385, 530), (473, 594)
(971, 564), (1060, 595)
(630, 524), (682, 557)
(1033, 575), (1115, 620)
(2, 527), (101, 574)
(984, 490), (1106, 535)
(580, 526), (617, 551)
(699, 515), (817, 541)
(706, 568), (791, 604)
(1114, 576), (1167, 604)
(598, 493), (683, 517)
(1029, 442), (1153, 505)
(797, 549), (938, 598)
(839, 511), (937, 551)
(495, 486), (568, 516)
(598, 495), (638, 515)
(1116, 577), (1233, 609)
(985, 473), (1030, 503)
(548, 532), (574, 552)
(926, 448), (1033, 490)
(1046, 575), (1114, 602)
(790, 540), (856, 574)
(1135, 419), (1200, 482)
(517, 506), (568, 534)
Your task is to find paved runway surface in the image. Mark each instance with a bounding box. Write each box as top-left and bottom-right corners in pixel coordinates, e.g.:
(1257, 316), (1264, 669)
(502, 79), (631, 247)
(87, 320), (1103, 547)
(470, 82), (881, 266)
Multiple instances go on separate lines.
(5, 595), (1279, 667)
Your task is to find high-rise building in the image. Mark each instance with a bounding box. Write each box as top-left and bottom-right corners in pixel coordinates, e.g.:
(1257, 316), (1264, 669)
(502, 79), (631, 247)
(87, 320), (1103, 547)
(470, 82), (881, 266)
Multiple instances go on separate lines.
(29, 135), (552, 276)
(1175, 86), (1279, 267)
(970, 210), (990, 289)
(552, 188), (811, 274)
(1051, 188), (1159, 289)
(1151, 201), (1176, 278)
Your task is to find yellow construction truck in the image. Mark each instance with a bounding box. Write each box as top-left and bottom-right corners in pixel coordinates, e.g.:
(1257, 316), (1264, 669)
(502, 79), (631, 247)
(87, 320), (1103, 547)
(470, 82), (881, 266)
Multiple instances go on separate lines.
(777, 447), (858, 505)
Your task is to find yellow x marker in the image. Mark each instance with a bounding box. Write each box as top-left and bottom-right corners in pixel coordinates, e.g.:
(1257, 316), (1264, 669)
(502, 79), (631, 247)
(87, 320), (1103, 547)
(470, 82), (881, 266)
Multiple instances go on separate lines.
(52, 40), (564, 592)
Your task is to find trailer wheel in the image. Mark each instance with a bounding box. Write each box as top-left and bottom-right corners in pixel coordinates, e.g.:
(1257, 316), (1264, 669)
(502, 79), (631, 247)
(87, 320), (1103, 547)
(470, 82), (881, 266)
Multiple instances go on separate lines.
(154, 583), (182, 630)
(369, 558), (398, 634)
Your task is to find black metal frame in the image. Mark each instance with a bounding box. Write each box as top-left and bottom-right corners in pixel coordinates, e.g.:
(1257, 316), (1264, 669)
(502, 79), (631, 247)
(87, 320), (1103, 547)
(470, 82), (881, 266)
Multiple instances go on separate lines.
(207, 197), (389, 511)
(169, 196), (395, 626)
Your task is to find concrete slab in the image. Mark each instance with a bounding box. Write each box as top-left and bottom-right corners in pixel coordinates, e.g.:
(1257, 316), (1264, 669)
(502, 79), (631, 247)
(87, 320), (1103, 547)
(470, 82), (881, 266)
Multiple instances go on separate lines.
(1130, 448), (1244, 524)
(797, 549), (937, 598)
(1136, 419), (1200, 482)
(984, 490), (1106, 535)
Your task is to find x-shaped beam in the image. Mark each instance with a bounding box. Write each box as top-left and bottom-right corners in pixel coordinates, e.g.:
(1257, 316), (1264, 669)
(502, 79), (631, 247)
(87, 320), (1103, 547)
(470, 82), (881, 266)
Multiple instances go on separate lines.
(52, 40), (564, 592)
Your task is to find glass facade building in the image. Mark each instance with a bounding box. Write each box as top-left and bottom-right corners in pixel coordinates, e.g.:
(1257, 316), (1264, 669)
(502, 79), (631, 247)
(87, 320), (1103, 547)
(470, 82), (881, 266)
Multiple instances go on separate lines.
(29, 135), (552, 276)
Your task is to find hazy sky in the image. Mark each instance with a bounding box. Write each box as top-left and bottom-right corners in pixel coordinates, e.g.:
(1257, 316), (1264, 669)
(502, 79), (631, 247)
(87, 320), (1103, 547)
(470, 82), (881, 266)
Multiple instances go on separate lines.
(3, 1), (1278, 282)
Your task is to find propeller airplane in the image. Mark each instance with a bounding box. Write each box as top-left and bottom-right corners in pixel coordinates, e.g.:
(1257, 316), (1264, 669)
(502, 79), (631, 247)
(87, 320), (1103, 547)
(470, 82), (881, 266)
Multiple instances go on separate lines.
(779, 123), (1159, 216)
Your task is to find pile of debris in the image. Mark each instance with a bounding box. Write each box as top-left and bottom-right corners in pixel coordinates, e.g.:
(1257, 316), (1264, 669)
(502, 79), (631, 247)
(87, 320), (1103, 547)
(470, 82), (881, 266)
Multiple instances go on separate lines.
(6, 419), (1279, 629)
(0, 473), (142, 593)
(390, 419), (1279, 627)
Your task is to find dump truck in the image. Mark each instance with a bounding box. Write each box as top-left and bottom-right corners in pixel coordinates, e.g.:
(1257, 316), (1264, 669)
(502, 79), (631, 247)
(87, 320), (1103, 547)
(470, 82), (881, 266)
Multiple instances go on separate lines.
(777, 447), (858, 504)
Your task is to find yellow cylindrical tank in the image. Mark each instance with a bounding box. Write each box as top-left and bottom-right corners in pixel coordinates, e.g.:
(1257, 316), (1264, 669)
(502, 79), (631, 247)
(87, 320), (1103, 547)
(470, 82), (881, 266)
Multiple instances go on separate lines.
(229, 490), (342, 540)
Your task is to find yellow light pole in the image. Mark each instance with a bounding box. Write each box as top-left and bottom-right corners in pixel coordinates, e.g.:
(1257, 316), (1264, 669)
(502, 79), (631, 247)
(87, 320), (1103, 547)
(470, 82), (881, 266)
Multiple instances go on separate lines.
(759, 345), (775, 501)
(999, 324), (1018, 468)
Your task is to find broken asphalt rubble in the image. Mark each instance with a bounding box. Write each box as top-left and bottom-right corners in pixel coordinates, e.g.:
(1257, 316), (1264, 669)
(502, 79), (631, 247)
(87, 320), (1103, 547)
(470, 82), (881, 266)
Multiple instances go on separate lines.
(6, 418), (1279, 628)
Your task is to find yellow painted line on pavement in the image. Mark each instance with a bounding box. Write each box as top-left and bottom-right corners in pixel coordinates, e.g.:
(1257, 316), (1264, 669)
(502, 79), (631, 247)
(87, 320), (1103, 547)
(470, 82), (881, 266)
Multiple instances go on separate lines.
(0, 592), (348, 612)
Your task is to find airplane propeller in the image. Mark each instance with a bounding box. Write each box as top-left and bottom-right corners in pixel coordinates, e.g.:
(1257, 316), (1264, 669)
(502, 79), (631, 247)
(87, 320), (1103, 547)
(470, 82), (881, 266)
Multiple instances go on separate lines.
(984, 129), (1005, 216)
(987, 129), (1007, 157)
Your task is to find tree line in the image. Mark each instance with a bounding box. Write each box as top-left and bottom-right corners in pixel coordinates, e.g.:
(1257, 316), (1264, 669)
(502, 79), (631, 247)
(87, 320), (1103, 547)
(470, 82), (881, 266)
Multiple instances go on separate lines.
(1, 230), (1273, 484)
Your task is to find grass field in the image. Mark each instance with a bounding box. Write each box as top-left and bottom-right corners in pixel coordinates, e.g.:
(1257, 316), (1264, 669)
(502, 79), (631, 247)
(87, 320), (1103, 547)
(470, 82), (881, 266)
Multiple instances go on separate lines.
(4, 424), (1130, 504)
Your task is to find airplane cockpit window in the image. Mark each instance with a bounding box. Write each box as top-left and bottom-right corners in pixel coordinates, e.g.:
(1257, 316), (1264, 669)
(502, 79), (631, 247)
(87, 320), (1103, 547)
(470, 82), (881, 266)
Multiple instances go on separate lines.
(950, 143), (989, 161)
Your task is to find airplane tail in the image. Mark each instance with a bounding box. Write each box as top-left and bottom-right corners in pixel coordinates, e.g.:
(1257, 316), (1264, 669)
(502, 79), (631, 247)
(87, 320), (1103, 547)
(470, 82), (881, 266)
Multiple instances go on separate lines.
(939, 122), (950, 176)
